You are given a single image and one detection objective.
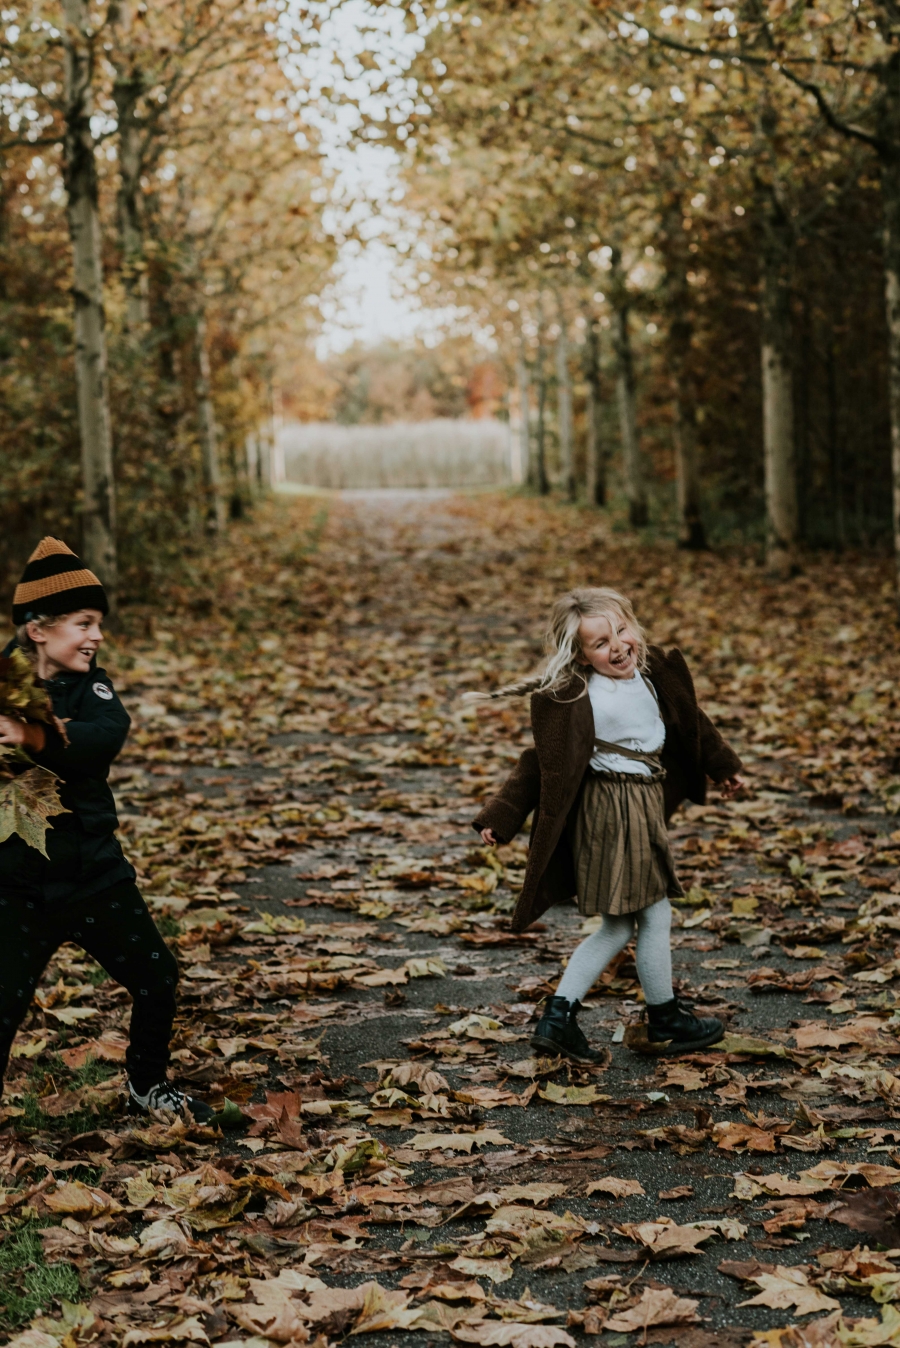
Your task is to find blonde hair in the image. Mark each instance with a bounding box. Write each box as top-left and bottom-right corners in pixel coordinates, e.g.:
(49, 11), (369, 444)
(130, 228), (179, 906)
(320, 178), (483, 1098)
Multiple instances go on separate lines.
(472, 587), (648, 701)
(15, 612), (67, 658)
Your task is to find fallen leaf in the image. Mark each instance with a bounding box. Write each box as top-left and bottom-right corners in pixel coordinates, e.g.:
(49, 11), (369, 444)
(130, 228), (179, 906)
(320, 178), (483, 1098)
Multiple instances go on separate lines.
(738, 1267), (841, 1316)
(604, 1287), (701, 1331)
(586, 1177), (645, 1198)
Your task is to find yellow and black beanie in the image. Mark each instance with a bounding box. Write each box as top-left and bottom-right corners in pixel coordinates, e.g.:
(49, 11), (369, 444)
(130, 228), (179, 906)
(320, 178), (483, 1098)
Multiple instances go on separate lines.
(12, 537), (108, 625)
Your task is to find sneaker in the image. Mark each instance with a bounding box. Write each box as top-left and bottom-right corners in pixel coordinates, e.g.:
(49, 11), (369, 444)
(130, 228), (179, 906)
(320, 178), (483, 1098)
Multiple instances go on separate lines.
(128, 1080), (216, 1124)
(645, 997), (724, 1054)
(531, 995), (605, 1064)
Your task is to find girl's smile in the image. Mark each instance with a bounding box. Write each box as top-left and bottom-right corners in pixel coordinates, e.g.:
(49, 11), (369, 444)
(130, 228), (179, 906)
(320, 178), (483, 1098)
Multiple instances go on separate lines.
(577, 614), (638, 680)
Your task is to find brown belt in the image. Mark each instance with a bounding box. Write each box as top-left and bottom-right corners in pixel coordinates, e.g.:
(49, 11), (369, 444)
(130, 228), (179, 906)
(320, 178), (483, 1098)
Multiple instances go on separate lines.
(593, 737), (662, 769)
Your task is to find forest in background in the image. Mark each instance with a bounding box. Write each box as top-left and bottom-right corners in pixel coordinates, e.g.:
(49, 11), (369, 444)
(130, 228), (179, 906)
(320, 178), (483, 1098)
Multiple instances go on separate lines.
(4, 1), (900, 615)
(0, 0), (333, 609)
(358, 0), (898, 573)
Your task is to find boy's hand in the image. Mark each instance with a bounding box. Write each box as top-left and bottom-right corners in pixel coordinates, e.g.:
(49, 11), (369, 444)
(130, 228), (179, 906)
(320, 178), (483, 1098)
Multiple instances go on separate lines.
(718, 775), (746, 800)
(480, 827), (498, 846)
(0, 716), (27, 746)
(0, 717), (46, 752)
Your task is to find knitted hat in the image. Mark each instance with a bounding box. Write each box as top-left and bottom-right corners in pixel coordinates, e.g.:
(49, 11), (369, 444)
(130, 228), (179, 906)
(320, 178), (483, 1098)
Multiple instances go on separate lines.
(12, 537), (108, 626)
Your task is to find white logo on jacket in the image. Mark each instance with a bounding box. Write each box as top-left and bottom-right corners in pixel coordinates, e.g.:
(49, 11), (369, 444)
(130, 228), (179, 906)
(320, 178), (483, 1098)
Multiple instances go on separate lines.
(92, 682), (113, 701)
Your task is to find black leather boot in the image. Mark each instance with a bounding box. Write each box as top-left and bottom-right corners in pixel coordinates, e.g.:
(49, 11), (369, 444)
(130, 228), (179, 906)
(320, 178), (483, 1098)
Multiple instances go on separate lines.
(531, 995), (605, 1063)
(646, 997), (724, 1054)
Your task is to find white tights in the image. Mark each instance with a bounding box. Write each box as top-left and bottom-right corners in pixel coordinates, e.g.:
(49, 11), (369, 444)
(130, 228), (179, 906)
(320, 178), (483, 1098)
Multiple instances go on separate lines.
(555, 898), (674, 1007)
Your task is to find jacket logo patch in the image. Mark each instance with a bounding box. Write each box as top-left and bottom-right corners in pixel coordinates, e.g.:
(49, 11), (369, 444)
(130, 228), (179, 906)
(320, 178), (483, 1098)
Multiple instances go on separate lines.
(92, 682), (113, 701)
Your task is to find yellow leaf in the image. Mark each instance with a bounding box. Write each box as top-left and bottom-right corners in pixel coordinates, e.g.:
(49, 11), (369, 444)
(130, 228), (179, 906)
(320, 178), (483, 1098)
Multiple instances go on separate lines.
(0, 767), (69, 856)
(539, 1082), (609, 1106)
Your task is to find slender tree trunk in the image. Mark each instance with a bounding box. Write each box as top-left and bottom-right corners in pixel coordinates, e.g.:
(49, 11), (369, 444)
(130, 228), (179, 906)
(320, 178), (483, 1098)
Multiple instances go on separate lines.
(583, 318), (605, 506)
(825, 338), (845, 551)
(611, 281), (647, 525)
(883, 149), (900, 619)
(517, 356), (532, 488)
(536, 355), (549, 496)
(667, 258), (707, 549)
(61, 0), (117, 608)
(110, 1), (148, 332)
(195, 313), (225, 532)
(534, 302), (549, 495)
(556, 307), (575, 501)
(760, 193), (797, 577)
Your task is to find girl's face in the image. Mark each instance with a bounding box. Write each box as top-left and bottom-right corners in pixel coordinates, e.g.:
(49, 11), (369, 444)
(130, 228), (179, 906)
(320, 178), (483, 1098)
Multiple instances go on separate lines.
(28, 610), (104, 677)
(578, 612), (638, 680)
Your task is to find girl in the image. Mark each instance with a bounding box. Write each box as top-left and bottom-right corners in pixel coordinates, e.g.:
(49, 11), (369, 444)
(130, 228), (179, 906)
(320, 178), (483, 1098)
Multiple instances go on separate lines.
(0, 537), (213, 1120)
(472, 587), (744, 1060)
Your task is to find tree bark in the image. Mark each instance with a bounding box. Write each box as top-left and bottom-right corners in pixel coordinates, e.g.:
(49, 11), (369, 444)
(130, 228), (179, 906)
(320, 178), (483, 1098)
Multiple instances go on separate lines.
(61, 0), (117, 608)
(760, 187), (797, 577)
(533, 301), (549, 495)
(556, 309), (575, 500)
(611, 276), (647, 526)
(583, 318), (605, 506)
(536, 352), (549, 495)
(667, 259), (707, 549)
(883, 149), (900, 619)
(195, 313), (225, 532)
(517, 356), (532, 488)
(110, 1), (148, 332)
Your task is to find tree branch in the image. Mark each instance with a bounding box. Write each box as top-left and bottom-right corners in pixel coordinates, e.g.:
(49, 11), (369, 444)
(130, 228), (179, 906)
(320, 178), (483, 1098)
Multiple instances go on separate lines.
(776, 63), (882, 152)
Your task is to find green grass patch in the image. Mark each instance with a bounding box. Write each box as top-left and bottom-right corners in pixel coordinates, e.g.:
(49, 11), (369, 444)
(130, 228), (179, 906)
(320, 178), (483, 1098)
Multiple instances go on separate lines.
(0, 1220), (80, 1331)
(16, 1057), (119, 1136)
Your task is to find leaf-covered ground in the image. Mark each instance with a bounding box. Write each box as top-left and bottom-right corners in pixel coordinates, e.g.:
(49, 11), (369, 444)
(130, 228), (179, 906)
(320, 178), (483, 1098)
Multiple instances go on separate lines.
(3, 490), (900, 1348)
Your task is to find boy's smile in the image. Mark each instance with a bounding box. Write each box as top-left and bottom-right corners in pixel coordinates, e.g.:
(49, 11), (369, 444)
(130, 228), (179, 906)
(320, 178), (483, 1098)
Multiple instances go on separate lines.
(577, 613), (638, 680)
(28, 609), (104, 680)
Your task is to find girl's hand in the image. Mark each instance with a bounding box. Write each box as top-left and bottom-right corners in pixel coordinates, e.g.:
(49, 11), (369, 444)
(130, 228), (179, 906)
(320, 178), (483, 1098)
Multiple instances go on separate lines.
(0, 716), (27, 747)
(718, 775), (746, 800)
(480, 827), (498, 846)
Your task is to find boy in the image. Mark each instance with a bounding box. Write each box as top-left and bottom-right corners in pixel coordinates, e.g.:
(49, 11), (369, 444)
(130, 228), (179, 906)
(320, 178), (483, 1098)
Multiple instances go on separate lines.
(0, 537), (213, 1120)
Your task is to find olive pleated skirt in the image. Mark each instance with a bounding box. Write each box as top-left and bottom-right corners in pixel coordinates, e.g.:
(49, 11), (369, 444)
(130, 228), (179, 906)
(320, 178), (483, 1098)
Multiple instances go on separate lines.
(570, 770), (685, 917)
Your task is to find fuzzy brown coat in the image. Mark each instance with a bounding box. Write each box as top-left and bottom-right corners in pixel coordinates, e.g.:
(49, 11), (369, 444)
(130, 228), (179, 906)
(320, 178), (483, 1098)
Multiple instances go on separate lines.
(471, 646), (742, 932)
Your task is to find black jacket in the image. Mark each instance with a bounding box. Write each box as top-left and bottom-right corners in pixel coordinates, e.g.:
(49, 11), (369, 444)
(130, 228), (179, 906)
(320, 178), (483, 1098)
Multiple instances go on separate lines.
(0, 643), (134, 902)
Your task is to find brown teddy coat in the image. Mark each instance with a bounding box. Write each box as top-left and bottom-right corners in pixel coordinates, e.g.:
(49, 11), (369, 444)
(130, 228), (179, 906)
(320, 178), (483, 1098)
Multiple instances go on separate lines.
(471, 646), (743, 932)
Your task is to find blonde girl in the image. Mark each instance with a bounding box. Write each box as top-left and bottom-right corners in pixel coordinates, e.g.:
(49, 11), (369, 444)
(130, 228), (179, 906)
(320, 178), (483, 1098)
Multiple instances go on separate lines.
(472, 587), (744, 1059)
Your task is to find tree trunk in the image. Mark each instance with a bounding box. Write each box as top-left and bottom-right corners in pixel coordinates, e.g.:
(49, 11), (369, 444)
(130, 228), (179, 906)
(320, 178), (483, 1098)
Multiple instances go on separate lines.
(883, 149), (900, 619)
(195, 313), (225, 532)
(110, 2), (148, 332)
(667, 261), (707, 549)
(612, 290), (647, 527)
(760, 192), (797, 577)
(533, 303), (549, 495)
(556, 310), (575, 501)
(536, 353), (549, 495)
(825, 338), (845, 551)
(517, 356), (532, 487)
(583, 319), (605, 506)
(61, 0), (117, 608)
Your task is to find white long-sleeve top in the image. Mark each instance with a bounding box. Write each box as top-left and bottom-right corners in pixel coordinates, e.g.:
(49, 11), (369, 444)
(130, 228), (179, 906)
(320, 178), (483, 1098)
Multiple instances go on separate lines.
(588, 669), (665, 776)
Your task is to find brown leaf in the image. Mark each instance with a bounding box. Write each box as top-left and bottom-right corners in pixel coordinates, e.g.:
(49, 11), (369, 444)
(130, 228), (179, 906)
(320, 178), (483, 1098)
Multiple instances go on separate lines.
(737, 1267), (840, 1316)
(828, 1188), (900, 1245)
(586, 1177), (645, 1199)
(452, 1325), (576, 1348)
(604, 1287), (701, 1332)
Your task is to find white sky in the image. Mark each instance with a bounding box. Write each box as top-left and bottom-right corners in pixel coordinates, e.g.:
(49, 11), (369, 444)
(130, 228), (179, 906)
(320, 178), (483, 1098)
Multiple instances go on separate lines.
(294, 0), (444, 356)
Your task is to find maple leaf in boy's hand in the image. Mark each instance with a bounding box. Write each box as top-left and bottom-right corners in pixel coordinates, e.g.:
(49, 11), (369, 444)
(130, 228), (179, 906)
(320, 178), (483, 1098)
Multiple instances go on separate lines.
(0, 766), (69, 855)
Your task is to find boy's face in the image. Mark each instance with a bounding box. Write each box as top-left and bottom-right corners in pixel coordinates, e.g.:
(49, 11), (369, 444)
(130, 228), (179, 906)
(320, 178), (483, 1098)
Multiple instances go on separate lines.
(28, 609), (104, 675)
(577, 613), (638, 680)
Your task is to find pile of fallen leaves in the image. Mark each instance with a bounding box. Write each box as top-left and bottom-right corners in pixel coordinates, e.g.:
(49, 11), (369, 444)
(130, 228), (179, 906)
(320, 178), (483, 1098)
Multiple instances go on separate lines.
(1, 493), (900, 1348)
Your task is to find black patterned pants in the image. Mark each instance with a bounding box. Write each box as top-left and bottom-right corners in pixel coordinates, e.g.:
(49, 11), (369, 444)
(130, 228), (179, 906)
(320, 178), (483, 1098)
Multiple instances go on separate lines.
(0, 879), (179, 1094)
